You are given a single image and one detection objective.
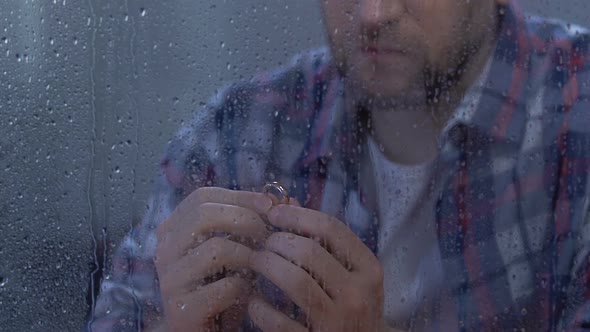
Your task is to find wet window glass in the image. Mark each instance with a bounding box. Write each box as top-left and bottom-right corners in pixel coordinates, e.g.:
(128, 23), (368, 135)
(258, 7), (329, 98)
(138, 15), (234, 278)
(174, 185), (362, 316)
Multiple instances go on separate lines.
(1, 1), (589, 331)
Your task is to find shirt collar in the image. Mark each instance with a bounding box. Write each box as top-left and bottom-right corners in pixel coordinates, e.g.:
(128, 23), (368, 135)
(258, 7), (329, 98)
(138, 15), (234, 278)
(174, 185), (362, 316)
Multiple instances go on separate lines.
(449, 1), (531, 149)
(306, 1), (531, 166)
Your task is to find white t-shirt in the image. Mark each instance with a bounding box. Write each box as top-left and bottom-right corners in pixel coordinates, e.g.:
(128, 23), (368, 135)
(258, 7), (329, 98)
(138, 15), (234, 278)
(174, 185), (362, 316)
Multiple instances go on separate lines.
(367, 137), (444, 325)
(366, 51), (494, 327)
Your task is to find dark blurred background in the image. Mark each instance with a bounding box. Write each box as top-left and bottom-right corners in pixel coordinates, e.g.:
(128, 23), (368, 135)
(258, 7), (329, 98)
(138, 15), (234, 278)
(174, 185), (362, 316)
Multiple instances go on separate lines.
(0, 0), (587, 330)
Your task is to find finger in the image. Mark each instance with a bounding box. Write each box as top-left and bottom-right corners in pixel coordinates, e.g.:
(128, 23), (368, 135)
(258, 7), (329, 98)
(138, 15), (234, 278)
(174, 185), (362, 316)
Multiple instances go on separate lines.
(158, 187), (273, 236)
(157, 203), (270, 263)
(248, 296), (307, 332)
(197, 202), (271, 240)
(197, 277), (252, 322)
(265, 232), (349, 299)
(266, 205), (378, 271)
(249, 251), (332, 321)
(159, 237), (254, 297)
(193, 187), (273, 214)
(287, 197), (301, 207)
(167, 276), (252, 331)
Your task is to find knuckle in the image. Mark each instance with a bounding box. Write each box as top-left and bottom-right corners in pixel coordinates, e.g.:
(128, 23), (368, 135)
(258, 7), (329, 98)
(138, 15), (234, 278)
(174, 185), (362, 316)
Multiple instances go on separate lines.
(202, 236), (225, 252)
(304, 239), (322, 264)
(343, 287), (367, 314)
(225, 276), (248, 291)
(196, 202), (208, 221)
(325, 216), (341, 234)
(371, 261), (385, 286)
(309, 238), (323, 255)
(266, 232), (283, 245)
(266, 232), (283, 247)
(193, 186), (209, 205)
(195, 203), (216, 231)
(358, 258), (384, 290)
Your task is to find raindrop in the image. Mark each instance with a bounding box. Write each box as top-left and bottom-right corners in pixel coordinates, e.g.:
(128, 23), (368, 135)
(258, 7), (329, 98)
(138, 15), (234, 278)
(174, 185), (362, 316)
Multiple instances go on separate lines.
(176, 301), (186, 310)
(540, 278), (547, 289)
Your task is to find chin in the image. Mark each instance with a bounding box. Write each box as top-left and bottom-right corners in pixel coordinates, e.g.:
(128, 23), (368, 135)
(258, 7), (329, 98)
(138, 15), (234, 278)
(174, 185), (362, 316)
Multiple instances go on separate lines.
(363, 81), (409, 98)
(350, 62), (421, 97)
(360, 75), (423, 99)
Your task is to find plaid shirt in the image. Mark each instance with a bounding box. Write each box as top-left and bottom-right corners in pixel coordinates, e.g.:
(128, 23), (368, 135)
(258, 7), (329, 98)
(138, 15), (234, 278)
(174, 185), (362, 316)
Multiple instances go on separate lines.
(89, 2), (590, 331)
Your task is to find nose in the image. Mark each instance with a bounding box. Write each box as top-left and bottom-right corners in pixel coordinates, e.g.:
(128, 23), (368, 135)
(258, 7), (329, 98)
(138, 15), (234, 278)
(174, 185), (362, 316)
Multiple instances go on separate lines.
(359, 0), (404, 28)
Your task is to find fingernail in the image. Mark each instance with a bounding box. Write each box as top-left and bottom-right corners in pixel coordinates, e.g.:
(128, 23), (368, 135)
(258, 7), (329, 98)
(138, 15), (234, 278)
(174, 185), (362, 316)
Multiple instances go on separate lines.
(254, 195), (272, 213)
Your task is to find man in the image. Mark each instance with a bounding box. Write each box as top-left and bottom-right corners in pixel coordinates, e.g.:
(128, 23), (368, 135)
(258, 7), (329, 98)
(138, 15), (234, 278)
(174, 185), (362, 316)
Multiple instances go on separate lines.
(89, 0), (590, 330)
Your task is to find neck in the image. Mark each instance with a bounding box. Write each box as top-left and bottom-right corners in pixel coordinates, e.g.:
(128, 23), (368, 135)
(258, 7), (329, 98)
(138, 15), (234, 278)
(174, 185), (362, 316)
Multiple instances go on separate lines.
(363, 12), (500, 165)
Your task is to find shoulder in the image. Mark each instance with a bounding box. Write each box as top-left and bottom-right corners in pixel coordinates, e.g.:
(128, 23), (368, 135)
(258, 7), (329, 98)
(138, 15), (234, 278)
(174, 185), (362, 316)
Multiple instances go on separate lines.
(161, 48), (335, 189)
(526, 15), (590, 52)
(525, 16), (590, 135)
(524, 16), (590, 195)
(525, 15), (590, 81)
(175, 46), (333, 142)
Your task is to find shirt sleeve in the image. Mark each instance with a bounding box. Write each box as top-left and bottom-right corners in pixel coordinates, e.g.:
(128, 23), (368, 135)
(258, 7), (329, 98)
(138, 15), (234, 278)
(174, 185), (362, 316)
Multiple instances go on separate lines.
(555, 72), (590, 330)
(85, 49), (327, 331)
(559, 185), (590, 330)
(87, 105), (222, 331)
(87, 172), (177, 331)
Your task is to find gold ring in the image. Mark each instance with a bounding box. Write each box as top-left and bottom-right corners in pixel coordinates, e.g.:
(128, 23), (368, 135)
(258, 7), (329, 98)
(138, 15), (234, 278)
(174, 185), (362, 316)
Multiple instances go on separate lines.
(263, 181), (290, 205)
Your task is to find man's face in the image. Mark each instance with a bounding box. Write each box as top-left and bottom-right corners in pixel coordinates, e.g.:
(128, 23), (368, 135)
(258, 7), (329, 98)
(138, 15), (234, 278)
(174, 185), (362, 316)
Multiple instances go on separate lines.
(320, 0), (496, 100)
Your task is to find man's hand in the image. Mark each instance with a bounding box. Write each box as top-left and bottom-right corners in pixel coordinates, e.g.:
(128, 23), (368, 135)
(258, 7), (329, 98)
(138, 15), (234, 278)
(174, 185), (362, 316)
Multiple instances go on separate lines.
(154, 187), (273, 331)
(247, 204), (388, 332)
